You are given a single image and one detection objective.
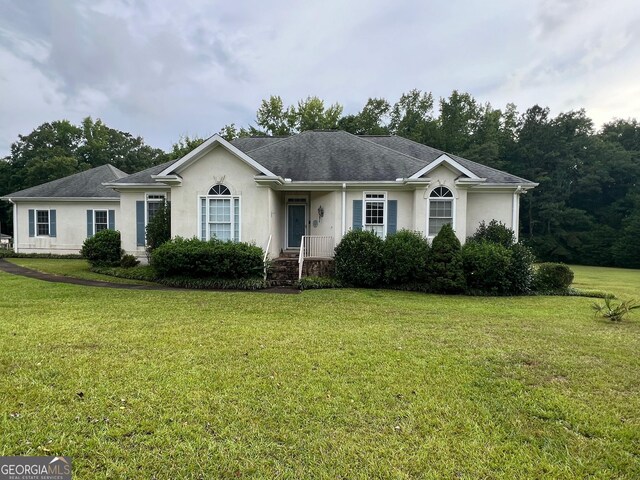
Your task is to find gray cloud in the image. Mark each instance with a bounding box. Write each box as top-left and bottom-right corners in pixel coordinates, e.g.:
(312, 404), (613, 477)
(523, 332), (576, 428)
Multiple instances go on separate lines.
(0, 0), (639, 156)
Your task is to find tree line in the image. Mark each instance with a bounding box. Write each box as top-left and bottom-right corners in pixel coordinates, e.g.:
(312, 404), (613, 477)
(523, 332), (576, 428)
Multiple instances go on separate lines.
(1, 91), (638, 267)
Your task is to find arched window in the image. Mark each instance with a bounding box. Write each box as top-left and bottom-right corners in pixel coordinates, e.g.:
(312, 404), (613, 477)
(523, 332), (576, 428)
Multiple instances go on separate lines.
(200, 184), (240, 242)
(428, 186), (454, 236)
(209, 184), (231, 195)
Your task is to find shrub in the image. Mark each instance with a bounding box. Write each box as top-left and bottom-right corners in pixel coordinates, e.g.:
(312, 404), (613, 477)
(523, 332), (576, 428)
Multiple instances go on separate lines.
(120, 254), (140, 268)
(150, 237), (264, 279)
(468, 220), (515, 248)
(80, 229), (123, 267)
(383, 230), (429, 285)
(532, 263), (574, 292)
(427, 224), (465, 294)
(297, 276), (343, 290)
(507, 243), (536, 294)
(146, 200), (171, 255)
(462, 241), (512, 295)
(92, 265), (158, 282)
(334, 229), (384, 287)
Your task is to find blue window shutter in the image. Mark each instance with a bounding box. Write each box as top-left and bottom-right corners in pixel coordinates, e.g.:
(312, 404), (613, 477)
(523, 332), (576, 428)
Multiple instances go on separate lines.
(28, 209), (35, 237)
(136, 201), (145, 246)
(352, 200), (362, 230)
(86, 210), (93, 238)
(387, 200), (397, 235)
(108, 210), (115, 230)
(49, 210), (57, 237)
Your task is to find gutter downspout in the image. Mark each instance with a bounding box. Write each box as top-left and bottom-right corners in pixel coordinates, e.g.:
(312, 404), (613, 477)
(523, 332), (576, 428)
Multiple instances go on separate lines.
(512, 186), (522, 242)
(10, 200), (17, 253)
(341, 183), (347, 238)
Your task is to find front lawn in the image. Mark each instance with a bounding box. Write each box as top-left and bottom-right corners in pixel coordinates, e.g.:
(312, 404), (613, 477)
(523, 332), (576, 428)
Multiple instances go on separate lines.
(0, 266), (638, 478)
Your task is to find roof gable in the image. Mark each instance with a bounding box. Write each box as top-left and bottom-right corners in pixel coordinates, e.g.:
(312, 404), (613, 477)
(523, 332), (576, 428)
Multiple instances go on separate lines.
(158, 134), (276, 178)
(409, 154), (480, 180)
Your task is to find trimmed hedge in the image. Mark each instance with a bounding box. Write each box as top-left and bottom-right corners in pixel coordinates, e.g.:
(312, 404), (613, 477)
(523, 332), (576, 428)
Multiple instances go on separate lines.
(80, 229), (123, 267)
(533, 263), (574, 292)
(91, 265), (267, 290)
(383, 230), (429, 285)
(150, 237), (264, 279)
(462, 241), (512, 295)
(334, 230), (384, 287)
(0, 250), (83, 259)
(297, 276), (343, 291)
(468, 220), (515, 248)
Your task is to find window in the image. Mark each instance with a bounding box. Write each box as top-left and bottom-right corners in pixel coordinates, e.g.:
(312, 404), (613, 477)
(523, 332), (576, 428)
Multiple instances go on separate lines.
(36, 210), (49, 236)
(146, 194), (166, 223)
(428, 186), (454, 236)
(94, 210), (108, 233)
(364, 192), (386, 237)
(200, 184), (240, 242)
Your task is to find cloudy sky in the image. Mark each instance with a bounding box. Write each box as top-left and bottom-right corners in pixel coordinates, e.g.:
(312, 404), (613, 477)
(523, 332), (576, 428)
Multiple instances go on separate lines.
(1, 0), (639, 155)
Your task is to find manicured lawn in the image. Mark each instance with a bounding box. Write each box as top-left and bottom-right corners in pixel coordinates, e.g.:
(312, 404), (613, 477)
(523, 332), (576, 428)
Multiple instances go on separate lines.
(0, 264), (638, 478)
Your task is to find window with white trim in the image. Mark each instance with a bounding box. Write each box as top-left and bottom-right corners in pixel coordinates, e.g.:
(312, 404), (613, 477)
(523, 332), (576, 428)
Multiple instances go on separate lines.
(364, 192), (386, 237)
(200, 184), (240, 242)
(428, 186), (454, 236)
(36, 210), (50, 236)
(146, 194), (166, 224)
(94, 210), (108, 234)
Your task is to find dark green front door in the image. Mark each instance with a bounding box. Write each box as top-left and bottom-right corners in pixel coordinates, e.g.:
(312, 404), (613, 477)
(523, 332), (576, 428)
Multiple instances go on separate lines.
(287, 204), (306, 248)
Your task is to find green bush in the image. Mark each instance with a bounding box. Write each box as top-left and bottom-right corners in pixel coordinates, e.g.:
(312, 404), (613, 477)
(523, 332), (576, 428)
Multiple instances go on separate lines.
(507, 243), (536, 294)
(427, 224), (466, 294)
(0, 250), (82, 259)
(462, 241), (512, 295)
(119, 254), (140, 268)
(92, 265), (158, 282)
(334, 229), (384, 287)
(145, 200), (171, 254)
(158, 276), (267, 290)
(80, 229), (123, 267)
(468, 220), (515, 248)
(383, 230), (429, 285)
(297, 276), (343, 290)
(150, 237), (264, 279)
(533, 263), (574, 292)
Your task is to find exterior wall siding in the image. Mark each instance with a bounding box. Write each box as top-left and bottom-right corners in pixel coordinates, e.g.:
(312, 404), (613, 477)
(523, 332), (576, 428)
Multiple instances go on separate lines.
(14, 201), (120, 254)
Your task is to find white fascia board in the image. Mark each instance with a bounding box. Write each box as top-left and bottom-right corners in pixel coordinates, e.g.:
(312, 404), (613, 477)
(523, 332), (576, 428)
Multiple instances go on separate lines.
(159, 134), (276, 177)
(1, 197), (121, 202)
(103, 183), (171, 189)
(409, 154), (480, 180)
(151, 174), (182, 186)
(263, 180), (418, 191)
(471, 182), (538, 190)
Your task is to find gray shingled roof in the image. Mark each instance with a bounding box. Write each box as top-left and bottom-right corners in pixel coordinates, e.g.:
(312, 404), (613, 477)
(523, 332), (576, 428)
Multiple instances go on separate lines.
(241, 130), (427, 181)
(363, 135), (533, 184)
(110, 159), (178, 184)
(1, 164), (127, 199)
(111, 130), (534, 185)
(231, 136), (288, 152)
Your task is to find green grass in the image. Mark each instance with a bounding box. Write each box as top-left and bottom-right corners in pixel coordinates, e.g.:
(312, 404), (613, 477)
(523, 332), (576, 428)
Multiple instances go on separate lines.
(6, 258), (155, 285)
(571, 264), (640, 299)
(0, 265), (638, 478)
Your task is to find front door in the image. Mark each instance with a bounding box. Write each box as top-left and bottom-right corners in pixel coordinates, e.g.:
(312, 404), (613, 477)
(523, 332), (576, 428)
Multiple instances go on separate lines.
(287, 204), (306, 248)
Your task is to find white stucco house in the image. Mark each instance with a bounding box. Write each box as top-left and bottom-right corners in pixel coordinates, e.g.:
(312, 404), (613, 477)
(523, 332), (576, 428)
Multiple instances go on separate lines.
(1, 130), (536, 261)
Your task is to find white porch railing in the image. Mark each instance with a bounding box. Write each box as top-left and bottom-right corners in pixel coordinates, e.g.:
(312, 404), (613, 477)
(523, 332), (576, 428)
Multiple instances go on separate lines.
(298, 235), (334, 280)
(262, 235), (272, 280)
